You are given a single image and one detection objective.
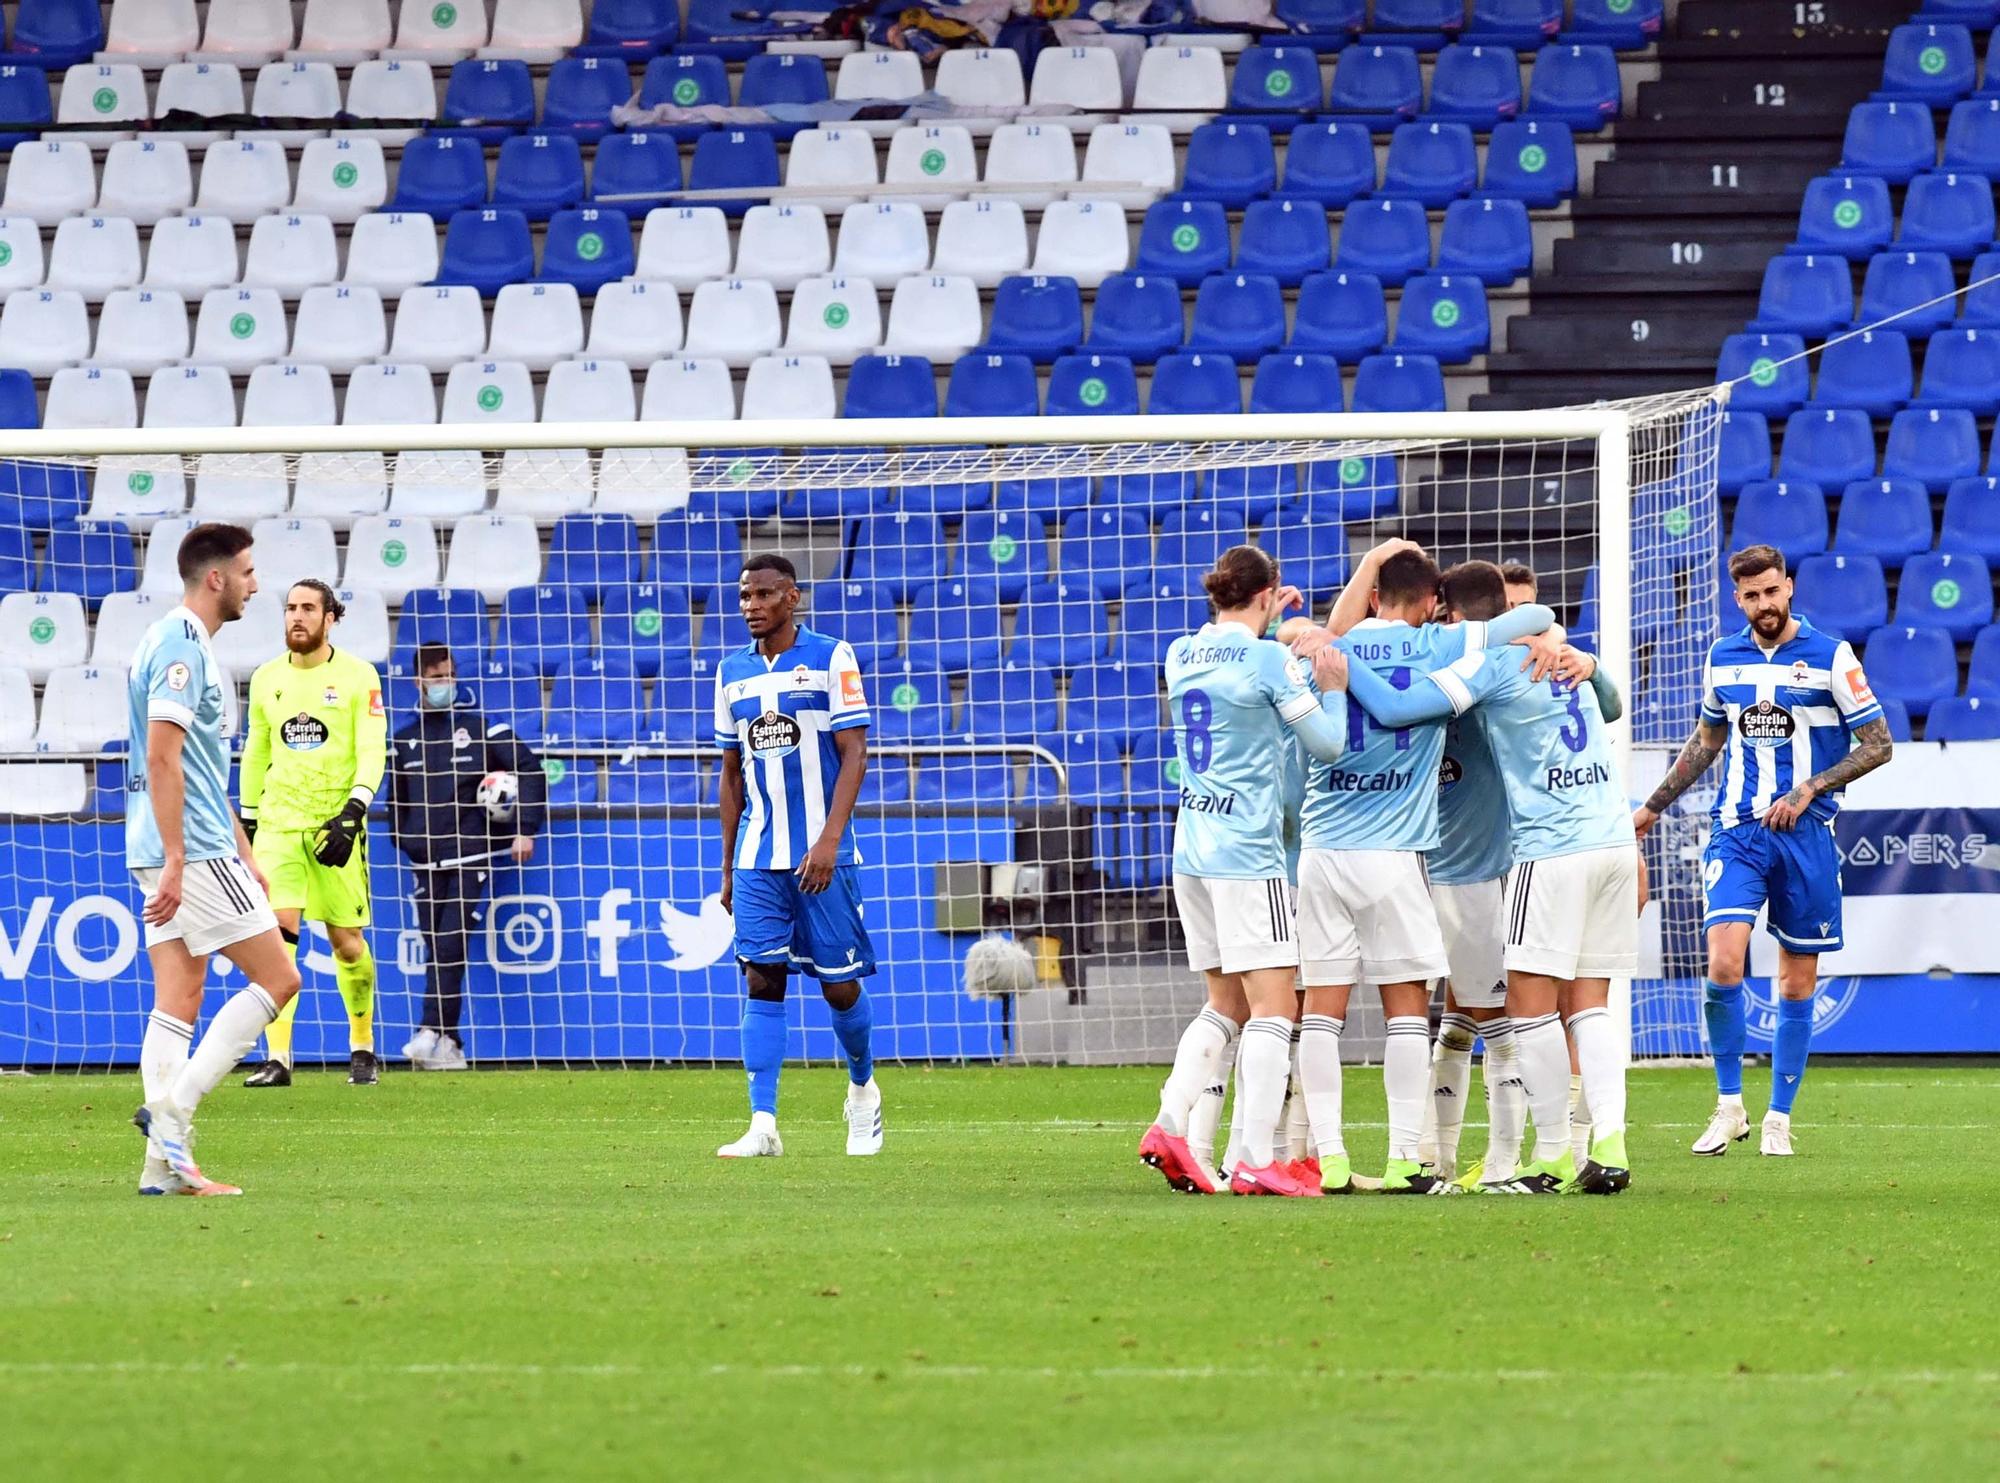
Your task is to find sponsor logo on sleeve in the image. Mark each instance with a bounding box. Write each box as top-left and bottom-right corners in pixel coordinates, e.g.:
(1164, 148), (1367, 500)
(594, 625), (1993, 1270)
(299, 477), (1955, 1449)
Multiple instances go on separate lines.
(840, 666), (865, 708)
(1847, 666), (1874, 705)
(369, 688), (385, 717)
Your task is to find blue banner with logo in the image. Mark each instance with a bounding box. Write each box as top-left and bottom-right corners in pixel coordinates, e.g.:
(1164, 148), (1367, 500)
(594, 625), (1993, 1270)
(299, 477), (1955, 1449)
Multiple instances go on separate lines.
(1632, 974), (2000, 1058)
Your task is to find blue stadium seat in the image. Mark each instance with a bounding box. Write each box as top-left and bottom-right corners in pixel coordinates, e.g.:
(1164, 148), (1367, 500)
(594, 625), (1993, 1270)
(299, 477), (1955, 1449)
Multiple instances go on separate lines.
(640, 53), (731, 129)
(1718, 333), (1809, 415)
(1151, 348), (1243, 420)
(844, 354), (936, 419)
(41, 522), (133, 612)
(7, 0), (104, 67)
(652, 514), (746, 603)
(1084, 273), (1185, 362)
(1812, 329), (1912, 416)
(1382, 122), (1478, 206)
(1427, 45), (1523, 126)
(1010, 578), (1110, 673)
(687, 130), (780, 216)
(866, 660), (954, 743)
(1121, 574), (1212, 667)
(396, 588), (487, 670)
(740, 53), (830, 111)
(0, 522), (29, 591)
(847, 511), (947, 602)
(1305, 449), (1400, 524)
(648, 660), (717, 744)
(1567, 0), (1663, 48)
(1876, 696), (1914, 740)
(1436, 197), (1533, 285)
(1155, 503), (1252, 575)
(0, 380), (79, 523)
(1393, 274), (1490, 361)
(468, 662), (546, 744)
(945, 352), (1039, 416)
(1135, 199), (1231, 287)
(1942, 97), (2000, 172)
(1280, 121), (1377, 206)
(580, 0), (680, 54)
(1021, 730), (1125, 808)
(1328, 45), (1424, 128)
(1792, 553), (1888, 644)
(441, 60), (536, 144)
(1202, 352), (1339, 521)
(1230, 47), (1324, 115)
(1236, 198), (1332, 286)
(1840, 101), (1937, 184)
(1780, 408), (1877, 488)
(984, 276), (1084, 362)
(800, 579), (901, 667)
(1526, 44), (1620, 129)
(1717, 410), (1772, 493)
(1750, 254), (1854, 337)
(492, 133), (586, 221)
(1962, 249), (2000, 325)
(957, 511), (1049, 600)
(1265, 517), (1352, 603)
(1942, 475), (2000, 559)
(1065, 650), (1162, 750)
(0, 63), (53, 151)
(599, 584), (696, 678)
(1181, 123), (1278, 207)
(1468, 0), (1562, 47)
(1290, 271), (1388, 360)
(545, 513), (641, 603)
(1916, 326), (2000, 412)
(540, 58), (632, 142)
(1895, 550), (1993, 638)
(589, 131), (683, 209)
(913, 755), (1014, 805)
(1877, 22), (1977, 105)
(1970, 622), (2000, 694)
(541, 207), (634, 295)
(1483, 119), (1577, 206)
(1046, 352), (1141, 416)
(1793, 174), (1894, 259)
(547, 659), (646, 748)
(1368, 0), (1464, 42)
(435, 208), (536, 297)
(906, 578), (1006, 675)
(1352, 351), (1446, 412)
(390, 136), (489, 215)
(1859, 251), (1957, 338)
(960, 660), (1058, 740)
(1880, 406), (1977, 493)
(1731, 480), (1830, 570)
(1864, 625), (1957, 715)
(683, 0), (784, 57)
(1334, 197), (1432, 284)
(1274, 0), (1367, 45)
(1057, 509), (1151, 601)
(1897, 170), (1995, 258)
(604, 758), (704, 807)
(1833, 478), (1933, 566)
(1927, 695), (2000, 740)
(497, 585), (592, 677)
(1187, 274), (1286, 360)
(690, 613), (745, 676)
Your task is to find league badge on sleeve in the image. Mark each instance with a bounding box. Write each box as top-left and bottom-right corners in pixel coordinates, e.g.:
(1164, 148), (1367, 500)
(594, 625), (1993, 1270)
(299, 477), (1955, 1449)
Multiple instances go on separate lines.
(166, 661), (191, 692)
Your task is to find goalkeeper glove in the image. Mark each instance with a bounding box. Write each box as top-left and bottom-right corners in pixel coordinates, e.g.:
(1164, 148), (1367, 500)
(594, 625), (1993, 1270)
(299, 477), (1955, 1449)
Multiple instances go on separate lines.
(312, 797), (368, 868)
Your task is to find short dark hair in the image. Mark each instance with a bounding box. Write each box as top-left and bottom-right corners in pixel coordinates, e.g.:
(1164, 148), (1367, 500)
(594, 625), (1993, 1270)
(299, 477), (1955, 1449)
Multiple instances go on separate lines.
(1499, 562), (1538, 594)
(1376, 548), (1442, 609)
(1440, 560), (1508, 622)
(741, 553), (798, 584)
(287, 578), (345, 622)
(1202, 544), (1280, 611)
(177, 522), (253, 584)
(1728, 544), (1786, 583)
(415, 643), (455, 676)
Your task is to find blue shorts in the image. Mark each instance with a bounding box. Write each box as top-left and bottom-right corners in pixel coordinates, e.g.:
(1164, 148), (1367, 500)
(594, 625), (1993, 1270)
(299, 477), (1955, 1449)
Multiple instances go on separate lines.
(1701, 821), (1844, 955)
(732, 864), (877, 982)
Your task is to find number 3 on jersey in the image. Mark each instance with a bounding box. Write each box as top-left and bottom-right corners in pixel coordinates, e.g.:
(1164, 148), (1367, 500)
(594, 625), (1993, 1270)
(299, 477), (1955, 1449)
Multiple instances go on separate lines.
(1555, 678), (1588, 754)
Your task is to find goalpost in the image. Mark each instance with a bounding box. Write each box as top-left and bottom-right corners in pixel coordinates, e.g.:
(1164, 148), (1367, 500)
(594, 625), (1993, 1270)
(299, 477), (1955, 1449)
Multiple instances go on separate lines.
(0, 387), (1725, 1072)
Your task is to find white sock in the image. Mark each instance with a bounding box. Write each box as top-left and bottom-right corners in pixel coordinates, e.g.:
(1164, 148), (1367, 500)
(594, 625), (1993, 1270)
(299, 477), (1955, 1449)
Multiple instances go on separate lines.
(1221, 1047), (1247, 1176)
(1482, 1018), (1526, 1177)
(1428, 1012), (1477, 1170)
(1297, 1013), (1346, 1160)
(1283, 1023), (1311, 1159)
(1568, 1071), (1590, 1166)
(141, 1009), (193, 1103)
(1511, 1012), (1574, 1165)
(167, 985), (279, 1118)
(1187, 1042), (1233, 1173)
(1567, 1006), (1626, 1141)
(1238, 1016), (1294, 1169)
(1382, 1015), (1431, 1163)
(1155, 1006), (1238, 1137)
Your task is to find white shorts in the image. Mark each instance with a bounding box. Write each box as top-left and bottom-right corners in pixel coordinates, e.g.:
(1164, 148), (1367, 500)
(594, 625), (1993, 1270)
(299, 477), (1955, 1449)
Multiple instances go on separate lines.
(1431, 876), (1507, 1009)
(1297, 848), (1449, 986)
(1174, 873), (1299, 976)
(1503, 845), (1640, 981)
(134, 857), (278, 959)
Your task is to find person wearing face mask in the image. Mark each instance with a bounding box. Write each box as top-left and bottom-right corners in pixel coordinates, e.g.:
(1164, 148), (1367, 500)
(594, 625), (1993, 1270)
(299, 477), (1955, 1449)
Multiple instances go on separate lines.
(387, 644), (547, 1071)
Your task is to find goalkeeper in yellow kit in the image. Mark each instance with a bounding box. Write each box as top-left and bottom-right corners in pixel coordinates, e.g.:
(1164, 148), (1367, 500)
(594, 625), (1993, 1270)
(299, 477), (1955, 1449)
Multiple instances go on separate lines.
(238, 580), (388, 1086)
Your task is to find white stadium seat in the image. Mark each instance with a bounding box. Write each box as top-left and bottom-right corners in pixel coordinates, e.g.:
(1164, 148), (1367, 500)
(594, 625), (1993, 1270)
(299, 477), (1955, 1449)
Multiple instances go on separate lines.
(246, 62), (343, 147)
(242, 213), (341, 296)
(833, 201), (931, 279)
(487, 282), (586, 372)
(584, 280), (682, 366)
(488, 0), (586, 61)
(3, 140), (99, 227)
(1132, 46), (1226, 111)
(0, 291), (91, 375)
(0, 763), (88, 814)
(395, 0), (490, 57)
(293, 284), (389, 373)
(98, 140), (194, 225)
(784, 276), (881, 364)
(212, 592), (284, 673)
(390, 451), (488, 519)
(635, 208), (732, 293)
(344, 363), (439, 425)
(57, 64), (150, 142)
(883, 274), (983, 361)
(544, 358), (635, 423)
(201, 0), (297, 63)
(0, 592), (90, 680)
(44, 366), (138, 430)
(88, 456), (189, 531)
(1079, 122), (1176, 208)
(640, 358), (737, 421)
(145, 364), (239, 429)
(932, 198), (1030, 287)
(140, 517), (199, 594)
(298, 0), (394, 59)
(1032, 199), (1128, 289)
(343, 61), (437, 144)
(329, 587), (391, 664)
(785, 129), (879, 213)
(105, 0), (202, 61)
(35, 666), (128, 753)
(93, 290), (192, 375)
(682, 279), (783, 367)
(445, 514), (543, 602)
(441, 360), (537, 425)
(883, 125), (977, 203)
(834, 51), (922, 102)
(192, 287), (290, 370)
(742, 354), (837, 421)
(244, 362), (338, 427)
(291, 453), (390, 527)
(984, 124), (1079, 211)
(197, 139), (292, 218)
(346, 212), (443, 294)
(0, 667), (33, 750)
(736, 204), (832, 293)
(0, 215), (47, 292)
(935, 49), (1026, 110)
(343, 515), (441, 598)
(46, 215), (144, 301)
(251, 515), (342, 597)
(91, 591), (170, 669)
(497, 357), (631, 514)
(603, 360), (732, 514)
(154, 62), (246, 144)
(293, 139), (389, 223)
(143, 213), (241, 297)
(1031, 47), (1126, 110)
(390, 285), (489, 372)
(192, 453), (290, 521)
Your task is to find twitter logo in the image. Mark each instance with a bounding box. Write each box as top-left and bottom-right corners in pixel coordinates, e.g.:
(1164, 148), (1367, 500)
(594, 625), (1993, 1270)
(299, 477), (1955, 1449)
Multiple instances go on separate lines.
(658, 894), (735, 971)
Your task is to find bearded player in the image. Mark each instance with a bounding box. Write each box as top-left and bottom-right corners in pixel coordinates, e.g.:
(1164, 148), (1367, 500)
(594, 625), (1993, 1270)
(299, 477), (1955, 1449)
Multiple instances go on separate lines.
(238, 580), (388, 1086)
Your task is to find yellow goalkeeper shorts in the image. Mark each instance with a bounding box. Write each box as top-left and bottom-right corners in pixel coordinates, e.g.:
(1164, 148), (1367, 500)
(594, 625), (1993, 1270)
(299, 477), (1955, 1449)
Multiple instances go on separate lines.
(253, 828), (372, 927)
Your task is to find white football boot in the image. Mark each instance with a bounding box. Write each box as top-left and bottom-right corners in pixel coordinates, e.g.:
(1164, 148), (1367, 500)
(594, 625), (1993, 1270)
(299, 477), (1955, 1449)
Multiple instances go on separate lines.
(718, 1111), (784, 1158)
(1760, 1110), (1795, 1157)
(844, 1079), (884, 1156)
(1691, 1100), (1751, 1156)
(401, 1027), (439, 1063)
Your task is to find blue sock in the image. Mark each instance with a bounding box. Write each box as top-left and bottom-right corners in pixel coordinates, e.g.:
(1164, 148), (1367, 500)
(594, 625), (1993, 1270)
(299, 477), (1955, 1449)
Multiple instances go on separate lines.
(1703, 979), (1745, 1097)
(829, 990), (874, 1087)
(1769, 995), (1814, 1114)
(741, 998), (786, 1116)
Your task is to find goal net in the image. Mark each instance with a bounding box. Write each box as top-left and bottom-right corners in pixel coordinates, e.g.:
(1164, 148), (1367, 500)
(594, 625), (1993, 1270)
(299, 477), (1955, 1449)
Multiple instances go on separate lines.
(0, 387), (1723, 1071)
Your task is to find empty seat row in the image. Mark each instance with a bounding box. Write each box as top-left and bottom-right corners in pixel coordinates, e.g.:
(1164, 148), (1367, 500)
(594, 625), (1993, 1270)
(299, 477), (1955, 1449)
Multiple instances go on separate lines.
(3, 137), (391, 226)
(1794, 170), (2000, 263)
(1718, 326), (2000, 417)
(1732, 479), (2000, 598)
(1753, 404), (2000, 507)
(1750, 249), (2000, 339)
(1840, 97), (2000, 184)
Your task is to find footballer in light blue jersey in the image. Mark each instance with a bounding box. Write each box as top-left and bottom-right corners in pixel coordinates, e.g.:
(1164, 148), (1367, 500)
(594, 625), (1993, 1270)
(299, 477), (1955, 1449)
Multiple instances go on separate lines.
(1430, 712), (1511, 885)
(127, 606), (237, 871)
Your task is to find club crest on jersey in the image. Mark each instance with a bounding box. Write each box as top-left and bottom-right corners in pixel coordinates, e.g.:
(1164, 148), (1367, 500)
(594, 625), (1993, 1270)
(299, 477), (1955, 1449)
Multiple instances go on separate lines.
(282, 711), (329, 750)
(1744, 976), (1862, 1043)
(1737, 699), (1795, 749)
(791, 665), (814, 689)
(1789, 660), (1810, 686)
(749, 709), (803, 757)
(323, 686), (340, 705)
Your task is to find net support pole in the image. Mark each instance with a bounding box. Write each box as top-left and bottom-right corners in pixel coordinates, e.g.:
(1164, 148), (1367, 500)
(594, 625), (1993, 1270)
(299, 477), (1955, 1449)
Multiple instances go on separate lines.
(1596, 412), (1636, 1064)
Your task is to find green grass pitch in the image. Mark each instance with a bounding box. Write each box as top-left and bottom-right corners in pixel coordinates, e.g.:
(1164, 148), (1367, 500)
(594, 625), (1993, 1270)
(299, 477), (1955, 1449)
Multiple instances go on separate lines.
(3, 1063), (1997, 1481)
